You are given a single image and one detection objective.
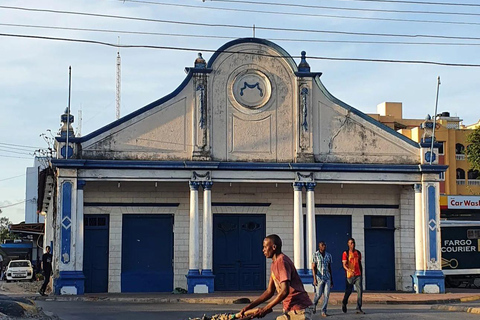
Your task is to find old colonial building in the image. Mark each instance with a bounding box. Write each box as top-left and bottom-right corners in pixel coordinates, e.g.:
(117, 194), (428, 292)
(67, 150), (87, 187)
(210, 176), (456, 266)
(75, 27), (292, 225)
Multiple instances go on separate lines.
(40, 38), (447, 295)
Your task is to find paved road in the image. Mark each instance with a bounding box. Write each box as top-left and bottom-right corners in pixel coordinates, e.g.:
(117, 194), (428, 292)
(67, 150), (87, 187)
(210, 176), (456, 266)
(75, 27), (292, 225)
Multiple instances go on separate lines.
(35, 301), (480, 320)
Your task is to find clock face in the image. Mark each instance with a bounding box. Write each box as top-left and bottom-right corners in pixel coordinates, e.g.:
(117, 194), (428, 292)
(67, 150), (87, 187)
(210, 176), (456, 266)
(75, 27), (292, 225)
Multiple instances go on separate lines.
(231, 70), (271, 110)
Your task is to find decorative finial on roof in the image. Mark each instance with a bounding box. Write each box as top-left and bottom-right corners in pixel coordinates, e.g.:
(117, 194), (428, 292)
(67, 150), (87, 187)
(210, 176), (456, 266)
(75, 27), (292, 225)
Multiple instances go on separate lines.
(298, 51), (310, 73)
(60, 108), (75, 138)
(194, 52), (206, 69)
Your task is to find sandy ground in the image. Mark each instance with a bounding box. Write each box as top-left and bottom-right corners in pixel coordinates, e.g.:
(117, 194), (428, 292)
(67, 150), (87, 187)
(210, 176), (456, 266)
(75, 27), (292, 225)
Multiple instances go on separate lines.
(0, 281), (52, 296)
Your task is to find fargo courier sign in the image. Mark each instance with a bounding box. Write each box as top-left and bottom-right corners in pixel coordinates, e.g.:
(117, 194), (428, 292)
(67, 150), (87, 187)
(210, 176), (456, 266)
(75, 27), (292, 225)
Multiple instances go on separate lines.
(448, 196), (480, 209)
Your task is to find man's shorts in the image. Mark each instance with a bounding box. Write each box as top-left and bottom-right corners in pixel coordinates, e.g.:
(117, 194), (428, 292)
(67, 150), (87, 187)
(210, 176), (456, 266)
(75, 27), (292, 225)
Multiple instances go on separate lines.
(276, 305), (314, 320)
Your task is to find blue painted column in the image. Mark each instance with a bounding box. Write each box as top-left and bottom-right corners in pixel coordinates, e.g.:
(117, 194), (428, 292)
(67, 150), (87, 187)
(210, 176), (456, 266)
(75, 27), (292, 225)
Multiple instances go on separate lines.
(412, 182), (445, 293)
(54, 178), (85, 295)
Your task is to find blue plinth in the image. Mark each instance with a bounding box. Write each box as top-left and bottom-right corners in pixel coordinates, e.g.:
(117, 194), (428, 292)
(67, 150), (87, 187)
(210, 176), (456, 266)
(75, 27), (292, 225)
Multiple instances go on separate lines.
(186, 269), (215, 293)
(54, 271), (85, 295)
(412, 270), (445, 293)
(298, 268), (313, 285)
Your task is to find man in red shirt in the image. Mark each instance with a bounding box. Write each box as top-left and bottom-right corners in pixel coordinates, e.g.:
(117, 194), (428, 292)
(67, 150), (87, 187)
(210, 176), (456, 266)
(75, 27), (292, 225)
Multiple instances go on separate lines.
(341, 238), (365, 314)
(239, 234), (313, 319)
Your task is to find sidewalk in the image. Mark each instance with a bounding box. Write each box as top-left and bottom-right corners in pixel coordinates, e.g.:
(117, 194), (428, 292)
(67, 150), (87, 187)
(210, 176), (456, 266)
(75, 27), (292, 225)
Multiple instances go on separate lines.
(25, 291), (480, 306)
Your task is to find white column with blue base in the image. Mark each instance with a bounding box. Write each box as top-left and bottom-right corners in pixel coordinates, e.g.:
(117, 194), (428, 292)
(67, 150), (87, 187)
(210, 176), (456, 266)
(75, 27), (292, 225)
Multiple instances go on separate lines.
(186, 181), (203, 293)
(54, 177), (85, 295)
(294, 183), (310, 285)
(412, 182), (445, 293)
(301, 182), (316, 292)
(197, 181), (215, 293)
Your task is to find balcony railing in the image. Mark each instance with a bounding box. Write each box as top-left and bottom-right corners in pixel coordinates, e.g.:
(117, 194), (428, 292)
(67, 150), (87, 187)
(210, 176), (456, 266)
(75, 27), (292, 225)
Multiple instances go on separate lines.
(468, 180), (480, 186)
(456, 179), (466, 185)
(456, 154), (466, 160)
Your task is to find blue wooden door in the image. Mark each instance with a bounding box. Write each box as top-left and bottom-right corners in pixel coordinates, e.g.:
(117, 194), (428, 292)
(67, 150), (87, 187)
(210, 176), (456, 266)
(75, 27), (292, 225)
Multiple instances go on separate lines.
(83, 215), (109, 293)
(314, 215), (352, 291)
(364, 216), (395, 291)
(213, 214), (266, 291)
(121, 214), (174, 292)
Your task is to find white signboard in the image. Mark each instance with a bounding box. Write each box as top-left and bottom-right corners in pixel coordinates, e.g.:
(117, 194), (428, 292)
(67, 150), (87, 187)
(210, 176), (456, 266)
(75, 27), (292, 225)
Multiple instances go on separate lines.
(448, 196), (480, 209)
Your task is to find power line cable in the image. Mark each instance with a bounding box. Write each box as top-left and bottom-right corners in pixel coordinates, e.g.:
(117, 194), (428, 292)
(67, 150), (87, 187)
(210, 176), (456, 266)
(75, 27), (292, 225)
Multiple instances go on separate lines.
(0, 174), (26, 183)
(202, 0), (480, 17)
(115, 0), (480, 26)
(0, 148), (34, 156)
(0, 142), (45, 149)
(327, 0), (480, 8)
(0, 144), (38, 152)
(0, 154), (33, 160)
(3, 22), (480, 46)
(1, 32), (480, 67)
(0, 199), (34, 209)
(1, 5), (479, 40)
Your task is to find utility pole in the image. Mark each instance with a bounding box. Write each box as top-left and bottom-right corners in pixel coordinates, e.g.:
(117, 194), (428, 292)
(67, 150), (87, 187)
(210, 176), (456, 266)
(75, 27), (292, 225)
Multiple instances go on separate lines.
(116, 49), (121, 120)
(66, 66), (72, 160)
(430, 76), (441, 165)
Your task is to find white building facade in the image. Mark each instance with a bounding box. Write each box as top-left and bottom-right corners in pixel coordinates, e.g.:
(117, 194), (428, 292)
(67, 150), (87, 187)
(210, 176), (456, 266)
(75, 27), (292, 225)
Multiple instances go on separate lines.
(45, 38), (446, 295)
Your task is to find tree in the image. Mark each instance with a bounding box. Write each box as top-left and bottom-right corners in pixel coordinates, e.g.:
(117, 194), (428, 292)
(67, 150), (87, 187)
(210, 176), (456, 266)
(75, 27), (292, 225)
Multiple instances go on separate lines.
(467, 126), (480, 172)
(0, 217), (17, 243)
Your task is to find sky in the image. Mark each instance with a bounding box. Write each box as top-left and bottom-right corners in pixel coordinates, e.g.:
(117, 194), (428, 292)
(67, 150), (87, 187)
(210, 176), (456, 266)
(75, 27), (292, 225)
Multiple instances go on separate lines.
(0, 0), (479, 223)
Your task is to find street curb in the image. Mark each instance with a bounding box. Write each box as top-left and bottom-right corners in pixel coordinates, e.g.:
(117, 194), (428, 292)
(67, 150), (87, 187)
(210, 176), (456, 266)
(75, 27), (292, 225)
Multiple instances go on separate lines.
(431, 305), (480, 314)
(27, 295), (480, 305)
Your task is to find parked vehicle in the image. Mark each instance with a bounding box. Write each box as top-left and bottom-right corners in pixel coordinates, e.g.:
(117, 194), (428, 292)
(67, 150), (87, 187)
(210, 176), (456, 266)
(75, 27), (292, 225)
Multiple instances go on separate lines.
(441, 220), (480, 288)
(5, 260), (34, 282)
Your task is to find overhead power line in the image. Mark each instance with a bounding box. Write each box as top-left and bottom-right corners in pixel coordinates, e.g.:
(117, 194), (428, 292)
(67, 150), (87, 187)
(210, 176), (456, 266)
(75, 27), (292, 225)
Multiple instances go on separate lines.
(3, 23), (480, 46)
(329, 0), (480, 8)
(0, 199), (34, 209)
(0, 154), (33, 160)
(202, 0), (480, 17)
(1, 32), (480, 68)
(0, 4), (480, 28)
(0, 174), (26, 183)
(116, 0), (480, 26)
(0, 148), (33, 156)
(0, 142), (45, 149)
(1, 5), (479, 40)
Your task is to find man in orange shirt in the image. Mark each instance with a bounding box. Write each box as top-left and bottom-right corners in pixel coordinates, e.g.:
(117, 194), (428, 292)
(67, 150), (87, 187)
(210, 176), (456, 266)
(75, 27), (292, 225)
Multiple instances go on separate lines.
(341, 238), (365, 314)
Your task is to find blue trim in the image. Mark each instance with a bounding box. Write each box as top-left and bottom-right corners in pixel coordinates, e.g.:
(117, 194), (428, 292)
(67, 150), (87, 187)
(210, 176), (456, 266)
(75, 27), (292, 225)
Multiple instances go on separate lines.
(51, 159), (448, 174)
(305, 182), (316, 191)
(303, 204), (399, 209)
(0, 243), (33, 249)
(412, 270), (445, 293)
(313, 76), (420, 149)
(77, 180), (86, 190)
(206, 38), (298, 73)
(184, 67), (213, 74)
(295, 72), (323, 78)
(212, 202), (270, 207)
(84, 202), (179, 207)
(186, 270), (215, 294)
(298, 269), (313, 285)
(428, 185), (438, 261)
(293, 182), (304, 191)
(54, 271), (85, 295)
(189, 181), (201, 191)
(61, 182), (72, 264)
(60, 146), (74, 159)
(202, 181), (213, 190)
(56, 68), (198, 144)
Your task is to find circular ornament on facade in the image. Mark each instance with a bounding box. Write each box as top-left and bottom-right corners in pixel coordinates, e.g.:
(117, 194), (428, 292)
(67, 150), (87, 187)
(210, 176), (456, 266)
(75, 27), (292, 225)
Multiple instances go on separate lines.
(231, 70), (271, 109)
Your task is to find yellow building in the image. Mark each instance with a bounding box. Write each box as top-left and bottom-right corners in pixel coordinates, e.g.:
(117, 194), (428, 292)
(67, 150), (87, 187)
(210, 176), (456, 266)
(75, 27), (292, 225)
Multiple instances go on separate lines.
(369, 102), (480, 220)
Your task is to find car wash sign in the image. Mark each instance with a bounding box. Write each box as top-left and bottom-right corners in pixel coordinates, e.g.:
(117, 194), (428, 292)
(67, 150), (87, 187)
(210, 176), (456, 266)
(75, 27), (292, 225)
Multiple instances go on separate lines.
(448, 196), (480, 209)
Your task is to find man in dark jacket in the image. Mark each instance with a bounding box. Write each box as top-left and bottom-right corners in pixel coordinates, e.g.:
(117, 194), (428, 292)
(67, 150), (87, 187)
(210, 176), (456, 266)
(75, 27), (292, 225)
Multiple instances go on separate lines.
(39, 246), (52, 296)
